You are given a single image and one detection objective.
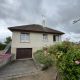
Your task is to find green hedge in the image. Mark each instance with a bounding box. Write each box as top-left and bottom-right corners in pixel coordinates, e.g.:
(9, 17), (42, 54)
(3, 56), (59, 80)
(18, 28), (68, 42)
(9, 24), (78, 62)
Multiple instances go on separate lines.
(48, 41), (80, 80)
(56, 48), (80, 80)
(34, 50), (54, 70)
(34, 41), (80, 79)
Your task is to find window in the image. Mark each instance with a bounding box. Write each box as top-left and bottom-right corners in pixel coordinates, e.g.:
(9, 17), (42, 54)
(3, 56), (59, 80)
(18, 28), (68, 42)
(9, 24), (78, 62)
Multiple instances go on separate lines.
(43, 34), (48, 41)
(53, 35), (60, 42)
(53, 35), (56, 41)
(20, 33), (30, 42)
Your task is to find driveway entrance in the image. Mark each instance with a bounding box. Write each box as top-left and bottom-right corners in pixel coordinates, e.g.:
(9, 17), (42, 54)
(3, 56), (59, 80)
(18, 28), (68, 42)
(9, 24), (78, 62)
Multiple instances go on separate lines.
(0, 59), (38, 80)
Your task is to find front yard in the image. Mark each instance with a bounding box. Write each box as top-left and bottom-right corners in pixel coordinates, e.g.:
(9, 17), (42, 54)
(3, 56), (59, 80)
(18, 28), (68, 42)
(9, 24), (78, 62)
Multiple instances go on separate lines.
(0, 41), (80, 80)
(0, 59), (38, 80)
(0, 59), (57, 80)
(9, 66), (57, 80)
(33, 41), (80, 80)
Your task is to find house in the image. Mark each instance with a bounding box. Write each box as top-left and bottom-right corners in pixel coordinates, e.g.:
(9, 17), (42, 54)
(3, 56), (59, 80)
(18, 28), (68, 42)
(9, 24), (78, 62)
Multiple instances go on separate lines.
(8, 24), (64, 60)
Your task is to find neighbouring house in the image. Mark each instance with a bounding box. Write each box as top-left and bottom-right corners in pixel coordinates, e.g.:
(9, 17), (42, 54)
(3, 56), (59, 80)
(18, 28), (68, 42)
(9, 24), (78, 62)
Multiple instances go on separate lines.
(8, 24), (64, 60)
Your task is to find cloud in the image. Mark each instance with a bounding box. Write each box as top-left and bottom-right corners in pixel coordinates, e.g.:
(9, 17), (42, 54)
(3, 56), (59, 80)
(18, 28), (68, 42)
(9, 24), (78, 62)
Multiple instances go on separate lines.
(0, 0), (42, 25)
(0, 0), (80, 42)
(0, 19), (11, 42)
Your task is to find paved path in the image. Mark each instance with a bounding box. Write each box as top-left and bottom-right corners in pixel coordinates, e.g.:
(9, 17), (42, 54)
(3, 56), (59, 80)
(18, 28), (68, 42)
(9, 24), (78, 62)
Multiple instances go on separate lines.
(9, 66), (57, 80)
(0, 59), (38, 80)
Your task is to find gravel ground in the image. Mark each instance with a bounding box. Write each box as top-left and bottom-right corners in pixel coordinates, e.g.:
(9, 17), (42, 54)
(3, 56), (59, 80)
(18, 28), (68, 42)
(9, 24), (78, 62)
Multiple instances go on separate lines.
(0, 59), (38, 80)
(9, 66), (57, 80)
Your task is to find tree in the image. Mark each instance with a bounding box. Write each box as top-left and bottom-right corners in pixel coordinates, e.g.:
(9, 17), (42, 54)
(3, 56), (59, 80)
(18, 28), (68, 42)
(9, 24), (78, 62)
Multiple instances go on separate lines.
(0, 36), (12, 50)
(0, 42), (6, 50)
(4, 36), (12, 45)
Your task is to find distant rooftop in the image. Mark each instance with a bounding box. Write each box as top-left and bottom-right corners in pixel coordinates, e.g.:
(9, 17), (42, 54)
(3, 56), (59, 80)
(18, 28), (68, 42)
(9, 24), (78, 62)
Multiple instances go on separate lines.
(8, 24), (64, 34)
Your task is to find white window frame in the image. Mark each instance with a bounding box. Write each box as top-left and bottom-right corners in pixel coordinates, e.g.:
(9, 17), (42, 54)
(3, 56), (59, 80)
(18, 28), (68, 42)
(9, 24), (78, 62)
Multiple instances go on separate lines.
(20, 33), (30, 42)
(43, 34), (48, 42)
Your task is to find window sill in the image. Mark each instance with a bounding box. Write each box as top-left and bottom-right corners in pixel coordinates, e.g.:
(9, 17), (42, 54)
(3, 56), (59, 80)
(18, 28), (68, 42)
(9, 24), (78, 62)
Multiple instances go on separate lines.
(20, 41), (30, 43)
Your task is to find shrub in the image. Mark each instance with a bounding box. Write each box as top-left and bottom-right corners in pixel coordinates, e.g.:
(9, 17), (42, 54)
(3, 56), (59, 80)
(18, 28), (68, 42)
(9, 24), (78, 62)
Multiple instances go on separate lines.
(34, 41), (80, 79)
(34, 49), (54, 70)
(57, 48), (80, 80)
(48, 41), (74, 54)
(49, 41), (80, 80)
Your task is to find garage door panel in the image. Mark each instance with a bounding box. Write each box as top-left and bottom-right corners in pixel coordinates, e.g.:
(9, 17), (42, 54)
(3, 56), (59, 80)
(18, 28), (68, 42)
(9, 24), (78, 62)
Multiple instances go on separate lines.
(16, 48), (32, 59)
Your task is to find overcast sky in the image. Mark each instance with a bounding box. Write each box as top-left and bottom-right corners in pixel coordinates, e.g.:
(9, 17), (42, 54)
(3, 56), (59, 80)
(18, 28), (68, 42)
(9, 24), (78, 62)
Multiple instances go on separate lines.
(0, 0), (80, 42)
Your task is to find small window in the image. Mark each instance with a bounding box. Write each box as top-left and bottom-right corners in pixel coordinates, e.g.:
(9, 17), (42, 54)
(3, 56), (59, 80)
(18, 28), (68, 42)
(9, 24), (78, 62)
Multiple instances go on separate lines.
(20, 33), (30, 42)
(53, 35), (59, 42)
(43, 34), (48, 41)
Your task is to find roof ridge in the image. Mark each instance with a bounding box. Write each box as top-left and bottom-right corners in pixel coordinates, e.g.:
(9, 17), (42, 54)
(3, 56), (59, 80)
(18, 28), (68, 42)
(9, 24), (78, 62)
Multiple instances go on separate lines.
(8, 24), (64, 34)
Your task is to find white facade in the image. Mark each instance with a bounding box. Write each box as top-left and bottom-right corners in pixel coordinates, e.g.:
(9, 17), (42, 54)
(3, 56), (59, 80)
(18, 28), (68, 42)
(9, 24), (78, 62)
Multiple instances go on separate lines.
(11, 31), (62, 59)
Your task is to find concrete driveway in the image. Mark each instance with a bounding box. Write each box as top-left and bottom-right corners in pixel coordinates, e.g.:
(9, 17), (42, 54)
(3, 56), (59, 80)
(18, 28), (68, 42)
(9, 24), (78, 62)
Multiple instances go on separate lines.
(0, 59), (38, 80)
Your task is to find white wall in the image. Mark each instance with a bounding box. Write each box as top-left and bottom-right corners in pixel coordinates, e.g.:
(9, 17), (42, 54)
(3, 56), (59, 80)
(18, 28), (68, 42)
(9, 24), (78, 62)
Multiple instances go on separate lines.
(11, 31), (62, 59)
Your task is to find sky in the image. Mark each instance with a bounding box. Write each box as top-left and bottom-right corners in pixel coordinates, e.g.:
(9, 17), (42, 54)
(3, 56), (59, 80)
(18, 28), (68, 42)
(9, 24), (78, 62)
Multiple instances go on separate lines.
(0, 0), (80, 42)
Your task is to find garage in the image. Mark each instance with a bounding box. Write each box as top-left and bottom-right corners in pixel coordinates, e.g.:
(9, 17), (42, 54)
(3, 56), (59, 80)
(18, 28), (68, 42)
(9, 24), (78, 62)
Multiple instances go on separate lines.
(16, 48), (32, 59)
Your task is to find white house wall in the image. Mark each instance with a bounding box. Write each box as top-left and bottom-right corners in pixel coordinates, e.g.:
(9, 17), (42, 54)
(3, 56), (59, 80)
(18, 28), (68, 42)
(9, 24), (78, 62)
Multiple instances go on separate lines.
(11, 31), (61, 59)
